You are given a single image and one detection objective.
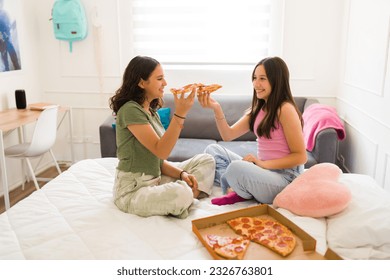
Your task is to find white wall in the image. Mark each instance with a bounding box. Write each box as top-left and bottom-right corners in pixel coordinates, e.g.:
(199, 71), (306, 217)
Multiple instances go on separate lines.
(1, 0), (388, 195)
(0, 1), (46, 193)
(337, 0), (390, 191)
(0, 0), (42, 109)
(36, 0), (345, 162)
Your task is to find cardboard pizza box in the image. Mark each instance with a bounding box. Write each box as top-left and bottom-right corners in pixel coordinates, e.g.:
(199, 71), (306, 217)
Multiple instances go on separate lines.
(192, 204), (342, 260)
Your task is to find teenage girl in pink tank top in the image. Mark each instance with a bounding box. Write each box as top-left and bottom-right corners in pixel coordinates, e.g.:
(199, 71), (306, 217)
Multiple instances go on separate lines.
(198, 57), (307, 205)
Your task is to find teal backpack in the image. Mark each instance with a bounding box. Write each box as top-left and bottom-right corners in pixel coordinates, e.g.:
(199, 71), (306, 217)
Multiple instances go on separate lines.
(51, 0), (88, 52)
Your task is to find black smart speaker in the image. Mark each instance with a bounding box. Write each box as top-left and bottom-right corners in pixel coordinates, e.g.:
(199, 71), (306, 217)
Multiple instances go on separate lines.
(15, 89), (27, 109)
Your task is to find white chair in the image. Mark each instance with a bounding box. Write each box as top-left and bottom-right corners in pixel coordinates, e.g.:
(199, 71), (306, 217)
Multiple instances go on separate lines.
(5, 105), (62, 190)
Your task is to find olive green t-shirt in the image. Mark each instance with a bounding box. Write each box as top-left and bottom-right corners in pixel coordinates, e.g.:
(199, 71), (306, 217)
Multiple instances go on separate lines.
(116, 101), (164, 177)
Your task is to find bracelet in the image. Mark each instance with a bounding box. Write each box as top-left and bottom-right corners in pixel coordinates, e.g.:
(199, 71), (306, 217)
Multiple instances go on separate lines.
(174, 113), (186, 119)
(179, 170), (187, 180)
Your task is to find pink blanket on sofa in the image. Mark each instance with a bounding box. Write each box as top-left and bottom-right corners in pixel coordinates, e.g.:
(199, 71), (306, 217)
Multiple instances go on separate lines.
(303, 104), (346, 151)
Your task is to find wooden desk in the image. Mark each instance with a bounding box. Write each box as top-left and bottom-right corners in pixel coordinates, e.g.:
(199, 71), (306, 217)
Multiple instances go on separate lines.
(0, 105), (74, 210)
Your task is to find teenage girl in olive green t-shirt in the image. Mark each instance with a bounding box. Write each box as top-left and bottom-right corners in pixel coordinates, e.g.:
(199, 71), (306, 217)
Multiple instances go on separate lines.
(109, 56), (215, 219)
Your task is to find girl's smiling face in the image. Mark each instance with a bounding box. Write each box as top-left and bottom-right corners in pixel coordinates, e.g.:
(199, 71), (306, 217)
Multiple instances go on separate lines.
(252, 64), (272, 101)
(139, 64), (167, 100)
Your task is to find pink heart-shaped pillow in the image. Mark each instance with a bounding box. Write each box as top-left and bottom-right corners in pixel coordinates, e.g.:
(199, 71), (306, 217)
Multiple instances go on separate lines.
(273, 163), (351, 218)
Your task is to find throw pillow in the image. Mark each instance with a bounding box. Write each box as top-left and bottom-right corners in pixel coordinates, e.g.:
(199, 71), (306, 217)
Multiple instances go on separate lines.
(157, 107), (171, 129)
(273, 163), (352, 218)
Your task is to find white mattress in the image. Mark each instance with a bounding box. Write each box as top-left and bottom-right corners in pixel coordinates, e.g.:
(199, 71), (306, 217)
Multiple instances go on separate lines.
(0, 158), (388, 260)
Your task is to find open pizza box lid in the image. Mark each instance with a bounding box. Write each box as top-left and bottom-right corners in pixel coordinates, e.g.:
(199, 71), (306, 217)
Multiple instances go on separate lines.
(192, 204), (342, 260)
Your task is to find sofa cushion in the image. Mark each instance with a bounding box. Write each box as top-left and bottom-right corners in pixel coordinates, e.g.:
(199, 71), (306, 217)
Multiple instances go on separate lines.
(157, 107), (171, 129)
(168, 139), (216, 162)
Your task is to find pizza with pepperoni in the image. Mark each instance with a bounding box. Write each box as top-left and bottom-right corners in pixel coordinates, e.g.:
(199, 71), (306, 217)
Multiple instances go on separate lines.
(206, 234), (250, 260)
(227, 217), (296, 257)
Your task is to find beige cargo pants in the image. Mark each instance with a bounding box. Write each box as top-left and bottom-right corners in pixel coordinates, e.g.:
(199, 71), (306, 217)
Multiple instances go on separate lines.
(113, 153), (215, 219)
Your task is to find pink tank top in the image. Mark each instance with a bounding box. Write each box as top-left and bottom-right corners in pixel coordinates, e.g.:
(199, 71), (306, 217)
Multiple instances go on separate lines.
(254, 109), (290, 161)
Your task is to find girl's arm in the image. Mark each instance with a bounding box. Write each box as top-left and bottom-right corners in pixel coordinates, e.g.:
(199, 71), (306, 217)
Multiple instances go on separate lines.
(161, 160), (199, 196)
(245, 102), (307, 169)
(160, 160), (183, 180)
(128, 90), (195, 160)
(198, 92), (250, 141)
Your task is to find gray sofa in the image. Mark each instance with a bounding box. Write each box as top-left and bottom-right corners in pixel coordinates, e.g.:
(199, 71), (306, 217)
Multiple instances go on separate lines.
(99, 94), (338, 168)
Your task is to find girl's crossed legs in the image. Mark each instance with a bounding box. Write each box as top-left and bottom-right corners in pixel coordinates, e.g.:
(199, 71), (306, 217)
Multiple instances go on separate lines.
(204, 143), (302, 205)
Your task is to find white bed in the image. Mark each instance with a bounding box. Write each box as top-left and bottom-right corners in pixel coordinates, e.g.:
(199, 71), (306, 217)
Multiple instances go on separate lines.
(1, 158), (389, 260)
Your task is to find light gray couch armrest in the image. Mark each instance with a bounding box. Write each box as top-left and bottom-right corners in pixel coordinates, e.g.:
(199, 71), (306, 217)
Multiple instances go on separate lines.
(99, 115), (117, 157)
(310, 128), (338, 165)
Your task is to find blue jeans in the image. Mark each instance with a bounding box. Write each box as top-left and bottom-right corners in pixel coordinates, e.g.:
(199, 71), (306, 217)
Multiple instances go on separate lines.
(204, 144), (303, 204)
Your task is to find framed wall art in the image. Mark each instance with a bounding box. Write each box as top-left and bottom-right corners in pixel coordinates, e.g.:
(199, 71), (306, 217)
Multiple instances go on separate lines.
(0, 0), (21, 72)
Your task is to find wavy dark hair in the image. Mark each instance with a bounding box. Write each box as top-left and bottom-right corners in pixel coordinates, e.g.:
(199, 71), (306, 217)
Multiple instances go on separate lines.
(109, 56), (162, 114)
(247, 57), (303, 138)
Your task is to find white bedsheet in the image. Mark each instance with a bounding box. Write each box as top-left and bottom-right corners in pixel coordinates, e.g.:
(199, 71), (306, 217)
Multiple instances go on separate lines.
(0, 158), (386, 260)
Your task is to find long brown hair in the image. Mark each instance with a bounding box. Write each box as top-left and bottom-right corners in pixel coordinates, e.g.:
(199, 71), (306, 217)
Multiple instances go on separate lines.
(248, 57), (303, 138)
(109, 56), (162, 114)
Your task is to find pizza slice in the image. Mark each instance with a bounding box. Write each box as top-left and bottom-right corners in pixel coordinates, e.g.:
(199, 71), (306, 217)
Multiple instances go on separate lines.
(250, 218), (296, 257)
(206, 234), (250, 260)
(170, 83), (196, 95)
(197, 83), (222, 94)
(227, 217), (296, 257)
(170, 83), (222, 95)
(226, 217), (256, 238)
